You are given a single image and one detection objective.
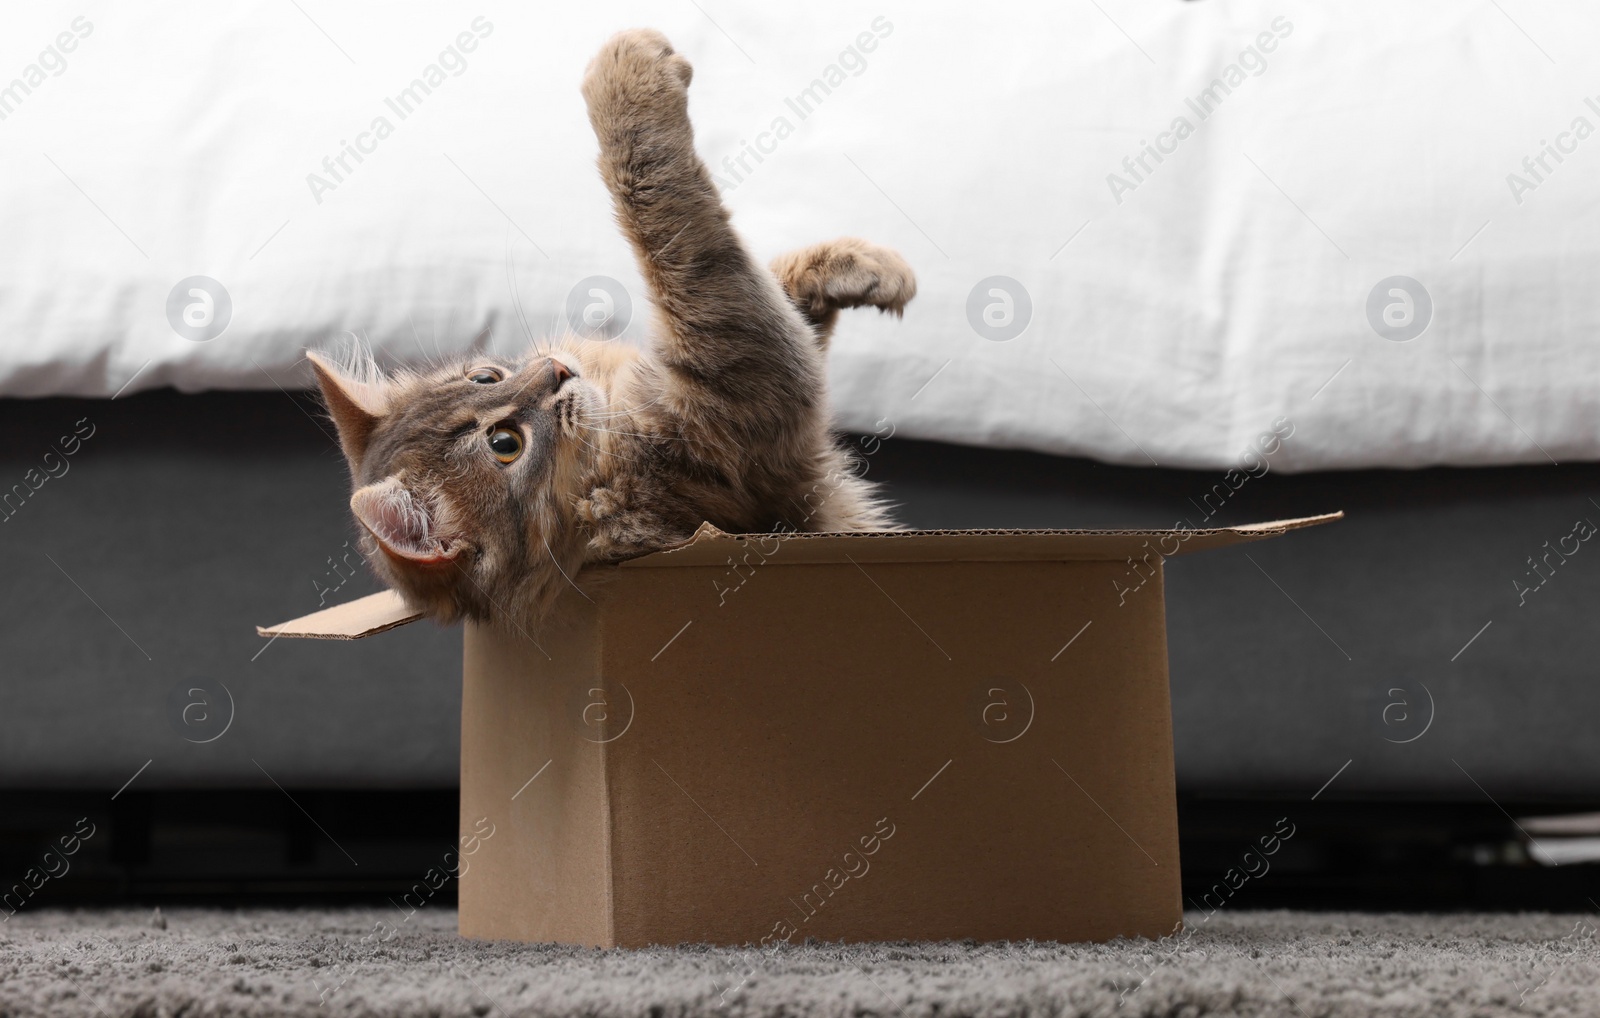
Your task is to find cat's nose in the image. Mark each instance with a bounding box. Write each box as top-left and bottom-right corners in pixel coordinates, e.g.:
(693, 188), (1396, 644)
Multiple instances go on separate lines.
(551, 359), (574, 387)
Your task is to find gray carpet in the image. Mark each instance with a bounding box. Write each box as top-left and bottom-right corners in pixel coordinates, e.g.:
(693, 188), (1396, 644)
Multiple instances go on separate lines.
(2, 908), (1598, 1017)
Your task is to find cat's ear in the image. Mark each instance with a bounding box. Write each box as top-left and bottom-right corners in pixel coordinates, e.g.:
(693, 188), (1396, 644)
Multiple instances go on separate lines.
(350, 477), (458, 566)
(307, 351), (387, 466)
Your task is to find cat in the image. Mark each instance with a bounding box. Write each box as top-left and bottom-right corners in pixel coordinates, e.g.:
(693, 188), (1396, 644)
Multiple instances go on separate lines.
(308, 28), (916, 628)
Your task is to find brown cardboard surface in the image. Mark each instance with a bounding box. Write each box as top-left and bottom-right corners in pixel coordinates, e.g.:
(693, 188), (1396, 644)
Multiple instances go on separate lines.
(455, 552), (1201, 945)
(459, 609), (613, 946)
(256, 589), (421, 639)
(593, 557), (1180, 946)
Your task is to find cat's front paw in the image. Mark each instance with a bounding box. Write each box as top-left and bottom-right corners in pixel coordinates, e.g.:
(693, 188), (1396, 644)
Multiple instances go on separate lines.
(582, 29), (693, 133)
(773, 238), (919, 319)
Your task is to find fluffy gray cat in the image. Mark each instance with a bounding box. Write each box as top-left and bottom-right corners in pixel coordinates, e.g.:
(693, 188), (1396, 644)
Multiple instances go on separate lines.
(309, 28), (916, 626)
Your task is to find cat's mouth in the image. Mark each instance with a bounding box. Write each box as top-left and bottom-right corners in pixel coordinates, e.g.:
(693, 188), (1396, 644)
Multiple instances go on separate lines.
(351, 479), (464, 569)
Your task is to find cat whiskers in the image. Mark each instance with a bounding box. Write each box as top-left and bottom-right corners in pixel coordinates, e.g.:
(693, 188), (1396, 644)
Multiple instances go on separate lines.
(504, 229), (549, 359)
(582, 410), (746, 470)
(569, 425), (633, 464)
(568, 421), (664, 473)
(576, 395), (675, 433)
(576, 420), (691, 442)
(580, 391), (666, 420)
(405, 314), (450, 374)
(541, 533), (593, 603)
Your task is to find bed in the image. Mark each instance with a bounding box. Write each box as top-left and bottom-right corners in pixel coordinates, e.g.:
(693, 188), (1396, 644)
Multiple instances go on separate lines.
(4, 0), (1599, 470)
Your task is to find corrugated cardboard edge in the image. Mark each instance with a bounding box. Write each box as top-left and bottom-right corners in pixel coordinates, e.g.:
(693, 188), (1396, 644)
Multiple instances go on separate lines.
(658, 511), (1345, 545)
(256, 589), (423, 639)
(600, 654), (618, 948)
(1226, 513), (1342, 534)
(622, 511), (1346, 566)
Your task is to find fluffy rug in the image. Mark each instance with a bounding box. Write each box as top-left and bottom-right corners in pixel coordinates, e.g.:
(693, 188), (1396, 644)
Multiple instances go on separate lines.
(2, 908), (1597, 1017)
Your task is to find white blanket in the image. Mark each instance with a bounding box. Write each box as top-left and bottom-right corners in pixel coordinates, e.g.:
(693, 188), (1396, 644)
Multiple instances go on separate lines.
(3, 0), (1599, 471)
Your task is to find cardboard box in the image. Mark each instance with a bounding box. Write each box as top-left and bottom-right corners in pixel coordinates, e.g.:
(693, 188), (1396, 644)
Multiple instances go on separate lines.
(262, 513), (1338, 947)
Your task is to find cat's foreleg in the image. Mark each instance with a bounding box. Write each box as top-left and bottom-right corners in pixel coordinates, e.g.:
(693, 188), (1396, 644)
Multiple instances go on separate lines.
(581, 30), (810, 384)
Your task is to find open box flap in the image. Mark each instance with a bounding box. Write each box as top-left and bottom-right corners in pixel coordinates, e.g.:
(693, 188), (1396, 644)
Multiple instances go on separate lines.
(621, 512), (1344, 568)
(257, 589), (422, 640)
(257, 513), (1341, 639)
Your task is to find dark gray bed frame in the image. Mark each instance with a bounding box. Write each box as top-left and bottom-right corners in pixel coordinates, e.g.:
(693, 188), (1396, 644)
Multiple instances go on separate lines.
(3, 389), (1596, 803)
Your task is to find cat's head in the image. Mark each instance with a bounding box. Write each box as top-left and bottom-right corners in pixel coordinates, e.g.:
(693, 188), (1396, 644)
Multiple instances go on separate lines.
(308, 347), (598, 625)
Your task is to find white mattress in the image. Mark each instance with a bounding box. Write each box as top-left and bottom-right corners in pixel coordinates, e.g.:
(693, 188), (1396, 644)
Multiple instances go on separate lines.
(4, 0), (1599, 471)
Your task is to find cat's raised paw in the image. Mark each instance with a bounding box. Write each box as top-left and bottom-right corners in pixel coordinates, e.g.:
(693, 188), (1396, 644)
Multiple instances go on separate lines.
(582, 28), (693, 127)
(772, 238), (918, 342)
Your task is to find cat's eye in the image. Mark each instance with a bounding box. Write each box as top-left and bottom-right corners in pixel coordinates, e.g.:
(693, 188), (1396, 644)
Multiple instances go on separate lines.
(467, 367), (502, 384)
(487, 426), (523, 463)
